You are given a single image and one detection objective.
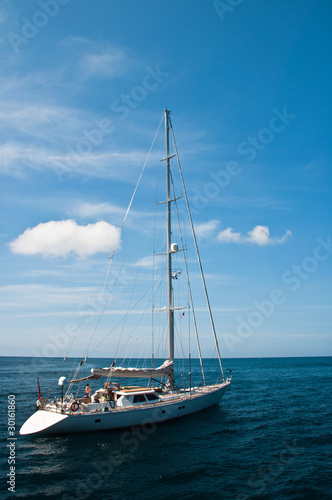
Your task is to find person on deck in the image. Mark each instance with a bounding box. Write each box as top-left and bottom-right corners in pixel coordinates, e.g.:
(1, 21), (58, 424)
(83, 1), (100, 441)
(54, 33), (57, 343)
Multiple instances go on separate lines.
(85, 384), (91, 397)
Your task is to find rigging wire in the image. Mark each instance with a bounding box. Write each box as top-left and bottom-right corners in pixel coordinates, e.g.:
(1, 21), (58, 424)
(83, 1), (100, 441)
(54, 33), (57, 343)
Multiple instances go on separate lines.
(120, 259), (166, 368)
(170, 168), (206, 385)
(88, 268), (166, 358)
(47, 255), (116, 401)
(56, 111), (225, 396)
(113, 239), (146, 364)
(121, 112), (164, 231)
(169, 117), (225, 381)
(83, 113), (165, 360)
(64, 112), (165, 387)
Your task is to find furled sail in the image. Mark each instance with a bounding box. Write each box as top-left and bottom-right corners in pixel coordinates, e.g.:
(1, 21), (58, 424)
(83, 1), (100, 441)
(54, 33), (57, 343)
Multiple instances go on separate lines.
(90, 359), (173, 379)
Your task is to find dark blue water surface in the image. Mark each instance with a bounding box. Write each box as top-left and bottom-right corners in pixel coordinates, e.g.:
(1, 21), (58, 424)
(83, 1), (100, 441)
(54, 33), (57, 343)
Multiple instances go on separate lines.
(1, 356), (331, 499)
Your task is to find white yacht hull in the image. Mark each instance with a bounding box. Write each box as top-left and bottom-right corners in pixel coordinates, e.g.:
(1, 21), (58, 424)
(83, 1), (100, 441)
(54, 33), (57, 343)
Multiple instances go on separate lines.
(20, 382), (230, 436)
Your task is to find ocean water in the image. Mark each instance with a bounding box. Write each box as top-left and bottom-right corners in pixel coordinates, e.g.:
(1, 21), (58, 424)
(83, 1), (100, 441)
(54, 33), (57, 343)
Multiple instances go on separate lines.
(0, 356), (331, 500)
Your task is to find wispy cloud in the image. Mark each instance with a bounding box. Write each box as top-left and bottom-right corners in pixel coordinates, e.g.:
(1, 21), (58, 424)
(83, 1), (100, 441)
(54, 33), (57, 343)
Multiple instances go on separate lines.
(60, 37), (132, 79)
(301, 156), (329, 179)
(0, 7), (8, 24)
(9, 220), (121, 258)
(217, 225), (292, 246)
(22, 269), (68, 278)
(0, 102), (85, 140)
(0, 141), (152, 180)
(81, 46), (129, 78)
(0, 283), (96, 312)
(69, 201), (161, 229)
(0, 39), (143, 182)
(133, 255), (164, 268)
(71, 202), (126, 219)
(195, 220), (220, 238)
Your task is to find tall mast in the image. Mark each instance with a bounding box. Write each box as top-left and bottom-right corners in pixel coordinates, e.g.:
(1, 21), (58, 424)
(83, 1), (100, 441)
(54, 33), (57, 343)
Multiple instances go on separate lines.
(165, 108), (174, 387)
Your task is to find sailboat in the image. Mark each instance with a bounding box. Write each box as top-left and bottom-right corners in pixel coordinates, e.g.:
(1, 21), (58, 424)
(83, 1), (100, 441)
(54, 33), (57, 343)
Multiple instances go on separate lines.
(20, 109), (231, 436)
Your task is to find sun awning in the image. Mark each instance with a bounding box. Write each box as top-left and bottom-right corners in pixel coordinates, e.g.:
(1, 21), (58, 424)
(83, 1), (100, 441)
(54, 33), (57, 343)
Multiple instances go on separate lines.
(90, 359), (173, 379)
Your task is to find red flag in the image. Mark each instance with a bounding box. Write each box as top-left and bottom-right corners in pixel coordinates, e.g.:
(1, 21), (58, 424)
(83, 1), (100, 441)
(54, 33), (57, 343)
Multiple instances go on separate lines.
(37, 377), (41, 399)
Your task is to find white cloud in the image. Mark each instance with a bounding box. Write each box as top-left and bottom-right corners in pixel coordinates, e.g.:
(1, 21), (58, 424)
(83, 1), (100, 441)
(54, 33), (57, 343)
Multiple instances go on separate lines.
(0, 101), (86, 141)
(217, 227), (242, 244)
(0, 141), (150, 180)
(133, 255), (163, 268)
(0, 8), (8, 24)
(9, 220), (121, 258)
(0, 65), (162, 181)
(71, 202), (126, 219)
(81, 47), (129, 78)
(69, 202), (160, 230)
(217, 225), (292, 246)
(0, 284), (95, 310)
(195, 220), (219, 238)
(60, 37), (131, 79)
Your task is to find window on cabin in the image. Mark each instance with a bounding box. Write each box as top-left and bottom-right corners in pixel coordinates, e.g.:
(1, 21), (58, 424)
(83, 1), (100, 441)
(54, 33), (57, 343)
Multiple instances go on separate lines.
(133, 394), (146, 403)
(146, 393), (159, 401)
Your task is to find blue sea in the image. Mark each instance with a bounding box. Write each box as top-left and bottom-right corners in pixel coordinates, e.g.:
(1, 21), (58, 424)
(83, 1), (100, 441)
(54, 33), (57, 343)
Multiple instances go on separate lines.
(1, 356), (331, 500)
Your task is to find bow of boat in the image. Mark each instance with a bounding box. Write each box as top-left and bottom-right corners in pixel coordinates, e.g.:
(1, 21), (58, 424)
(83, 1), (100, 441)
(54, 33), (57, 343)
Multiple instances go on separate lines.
(20, 410), (68, 436)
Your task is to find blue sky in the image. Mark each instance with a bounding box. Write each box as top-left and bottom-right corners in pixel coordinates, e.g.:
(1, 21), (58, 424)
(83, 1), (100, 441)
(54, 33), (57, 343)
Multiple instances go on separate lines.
(0, 0), (331, 359)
